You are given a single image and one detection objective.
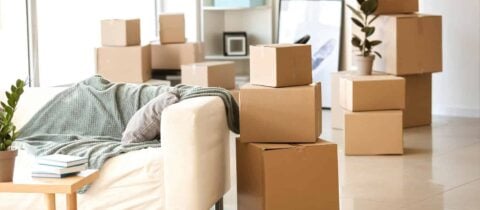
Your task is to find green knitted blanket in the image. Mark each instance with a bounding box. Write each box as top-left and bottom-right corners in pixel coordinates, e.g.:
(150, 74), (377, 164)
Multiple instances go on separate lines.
(17, 76), (239, 178)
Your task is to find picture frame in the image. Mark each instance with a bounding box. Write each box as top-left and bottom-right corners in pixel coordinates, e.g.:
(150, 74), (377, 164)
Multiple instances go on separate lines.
(277, 0), (344, 108)
(223, 32), (248, 56)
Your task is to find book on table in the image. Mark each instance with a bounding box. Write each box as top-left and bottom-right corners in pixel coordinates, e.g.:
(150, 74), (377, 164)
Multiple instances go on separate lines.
(32, 163), (88, 175)
(36, 154), (88, 167)
(31, 172), (81, 178)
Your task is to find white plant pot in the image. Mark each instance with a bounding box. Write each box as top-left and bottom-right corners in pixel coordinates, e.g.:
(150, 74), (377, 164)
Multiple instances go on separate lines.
(354, 55), (375, 75)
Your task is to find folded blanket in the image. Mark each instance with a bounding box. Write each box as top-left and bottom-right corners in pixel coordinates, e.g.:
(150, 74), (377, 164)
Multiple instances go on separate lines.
(17, 76), (239, 192)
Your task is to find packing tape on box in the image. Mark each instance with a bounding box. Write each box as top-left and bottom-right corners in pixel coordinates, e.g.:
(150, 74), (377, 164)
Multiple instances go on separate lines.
(192, 64), (199, 75)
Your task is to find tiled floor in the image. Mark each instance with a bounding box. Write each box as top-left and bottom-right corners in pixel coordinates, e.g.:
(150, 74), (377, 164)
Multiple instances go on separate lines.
(222, 110), (480, 210)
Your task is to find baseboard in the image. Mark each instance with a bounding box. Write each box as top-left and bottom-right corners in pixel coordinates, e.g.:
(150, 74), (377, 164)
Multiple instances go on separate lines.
(433, 106), (480, 118)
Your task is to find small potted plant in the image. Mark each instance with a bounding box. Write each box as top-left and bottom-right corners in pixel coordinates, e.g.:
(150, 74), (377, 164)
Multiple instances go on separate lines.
(0, 79), (25, 182)
(348, 0), (382, 75)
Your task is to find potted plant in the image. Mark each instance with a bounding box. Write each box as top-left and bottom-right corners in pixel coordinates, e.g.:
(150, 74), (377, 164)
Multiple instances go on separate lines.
(0, 79), (25, 182)
(348, 0), (382, 75)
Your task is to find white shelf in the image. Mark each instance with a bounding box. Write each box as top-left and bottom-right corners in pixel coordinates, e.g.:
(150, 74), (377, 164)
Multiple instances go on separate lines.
(203, 5), (270, 11)
(205, 55), (250, 60)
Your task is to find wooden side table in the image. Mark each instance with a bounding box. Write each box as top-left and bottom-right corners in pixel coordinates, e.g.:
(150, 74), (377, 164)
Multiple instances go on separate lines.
(0, 169), (99, 210)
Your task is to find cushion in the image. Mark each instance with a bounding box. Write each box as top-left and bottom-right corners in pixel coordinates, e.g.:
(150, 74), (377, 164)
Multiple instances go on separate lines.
(121, 92), (179, 144)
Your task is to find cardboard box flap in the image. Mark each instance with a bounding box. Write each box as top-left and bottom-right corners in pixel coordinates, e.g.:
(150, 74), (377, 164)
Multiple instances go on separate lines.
(252, 143), (296, 151)
(342, 75), (403, 82)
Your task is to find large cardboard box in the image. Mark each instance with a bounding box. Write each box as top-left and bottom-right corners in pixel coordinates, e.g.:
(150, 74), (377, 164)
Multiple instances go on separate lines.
(372, 14), (442, 75)
(240, 83), (321, 143)
(181, 61), (235, 89)
(151, 42), (204, 70)
(339, 75), (405, 112)
(96, 45), (151, 83)
(159, 13), (186, 44)
(375, 0), (418, 14)
(236, 139), (339, 210)
(101, 19), (140, 47)
(344, 110), (404, 155)
(402, 74), (432, 128)
(250, 44), (312, 87)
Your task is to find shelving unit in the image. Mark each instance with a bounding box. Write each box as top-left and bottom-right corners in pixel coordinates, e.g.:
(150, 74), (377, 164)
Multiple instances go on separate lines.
(200, 0), (274, 75)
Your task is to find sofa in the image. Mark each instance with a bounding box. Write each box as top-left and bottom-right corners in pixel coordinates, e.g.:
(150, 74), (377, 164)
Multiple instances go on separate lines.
(0, 88), (230, 210)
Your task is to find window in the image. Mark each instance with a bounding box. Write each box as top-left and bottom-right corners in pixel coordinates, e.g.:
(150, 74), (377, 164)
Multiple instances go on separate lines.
(0, 0), (29, 89)
(35, 0), (157, 86)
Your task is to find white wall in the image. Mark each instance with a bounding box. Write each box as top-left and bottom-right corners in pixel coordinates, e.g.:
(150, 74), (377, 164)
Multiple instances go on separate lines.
(421, 0), (480, 117)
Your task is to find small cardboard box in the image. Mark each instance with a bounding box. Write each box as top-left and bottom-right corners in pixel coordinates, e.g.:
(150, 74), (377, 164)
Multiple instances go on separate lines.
(402, 73), (432, 128)
(339, 75), (405, 112)
(375, 0), (419, 14)
(181, 61), (236, 89)
(250, 44), (312, 87)
(151, 41), (204, 70)
(159, 13), (186, 44)
(240, 83), (321, 143)
(96, 45), (151, 83)
(236, 139), (339, 210)
(344, 110), (404, 155)
(372, 14), (442, 75)
(101, 19), (140, 47)
(229, 89), (239, 104)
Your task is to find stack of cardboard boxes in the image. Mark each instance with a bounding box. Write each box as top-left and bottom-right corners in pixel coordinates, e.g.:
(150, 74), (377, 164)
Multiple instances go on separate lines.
(97, 19), (151, 83)
(237, 44), (339, 210)
(340, 75), (406, 155)
(151, 14), (204, 70)
(332, 0), (442, 130)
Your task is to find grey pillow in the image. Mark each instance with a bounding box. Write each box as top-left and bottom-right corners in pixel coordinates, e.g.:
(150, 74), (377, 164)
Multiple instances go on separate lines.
(121, 92), (179, 144)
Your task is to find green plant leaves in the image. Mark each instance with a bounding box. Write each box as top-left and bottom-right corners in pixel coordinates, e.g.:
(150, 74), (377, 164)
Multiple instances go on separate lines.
(360, 0), (378, 16)
(362, 27), (375, 37)
(351, 17), (364, 28)
(370, 40), (382, 46)
(357, 0), (365, 4)
(0, 79), (25, 151)
(352, 35), (362, 47)
(347, 4), (364, 20)
(369, 15), (380, 24)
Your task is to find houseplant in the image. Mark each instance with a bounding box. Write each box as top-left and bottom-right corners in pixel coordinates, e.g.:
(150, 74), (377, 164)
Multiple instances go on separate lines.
(348, 0), (382, 75)
(0, 79), (25, 182)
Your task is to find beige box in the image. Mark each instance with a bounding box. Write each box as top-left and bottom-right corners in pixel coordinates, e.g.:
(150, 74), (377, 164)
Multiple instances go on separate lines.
(159, 13), (186, 44)
(402, 73), (432, 128)
(250, 44), (312, 87)
(101, 19), (140, 47)
(229, 89), (239, 104)
(240, 83), (321, 143)
(372, 14), (442, 75)
(181, 61), (235, 89)
(375, 0), (419, 14)
(236, 139), (339, 210)
(339, 75), (405, 112)
(345, 110), (404, 155)
(151, 42), (204, 70)
(96, 45), (151, 83)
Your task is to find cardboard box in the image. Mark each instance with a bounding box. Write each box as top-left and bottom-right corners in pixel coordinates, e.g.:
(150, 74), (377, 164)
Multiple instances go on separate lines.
(402, 74), (432, 128)
(101, 19), (140, 47)
(96, 45), (151, 83)
(229, 89), (239, 104)
(240, 83), (321, 143)
(372, 14), (442, 75)
(375, 0), (418, 14)
(236, 139), (339, 210)
(151, 41), (204, 70)
(159, 13), (186, 44)
(181, 61), (235, 89)
(339, 75), (405, 112)
(344, 110), (404, 155)
(250, 44), (312, 87)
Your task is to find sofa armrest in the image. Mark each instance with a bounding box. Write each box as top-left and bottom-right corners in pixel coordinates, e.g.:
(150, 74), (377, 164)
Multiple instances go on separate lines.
(161, 96), (230, 210)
